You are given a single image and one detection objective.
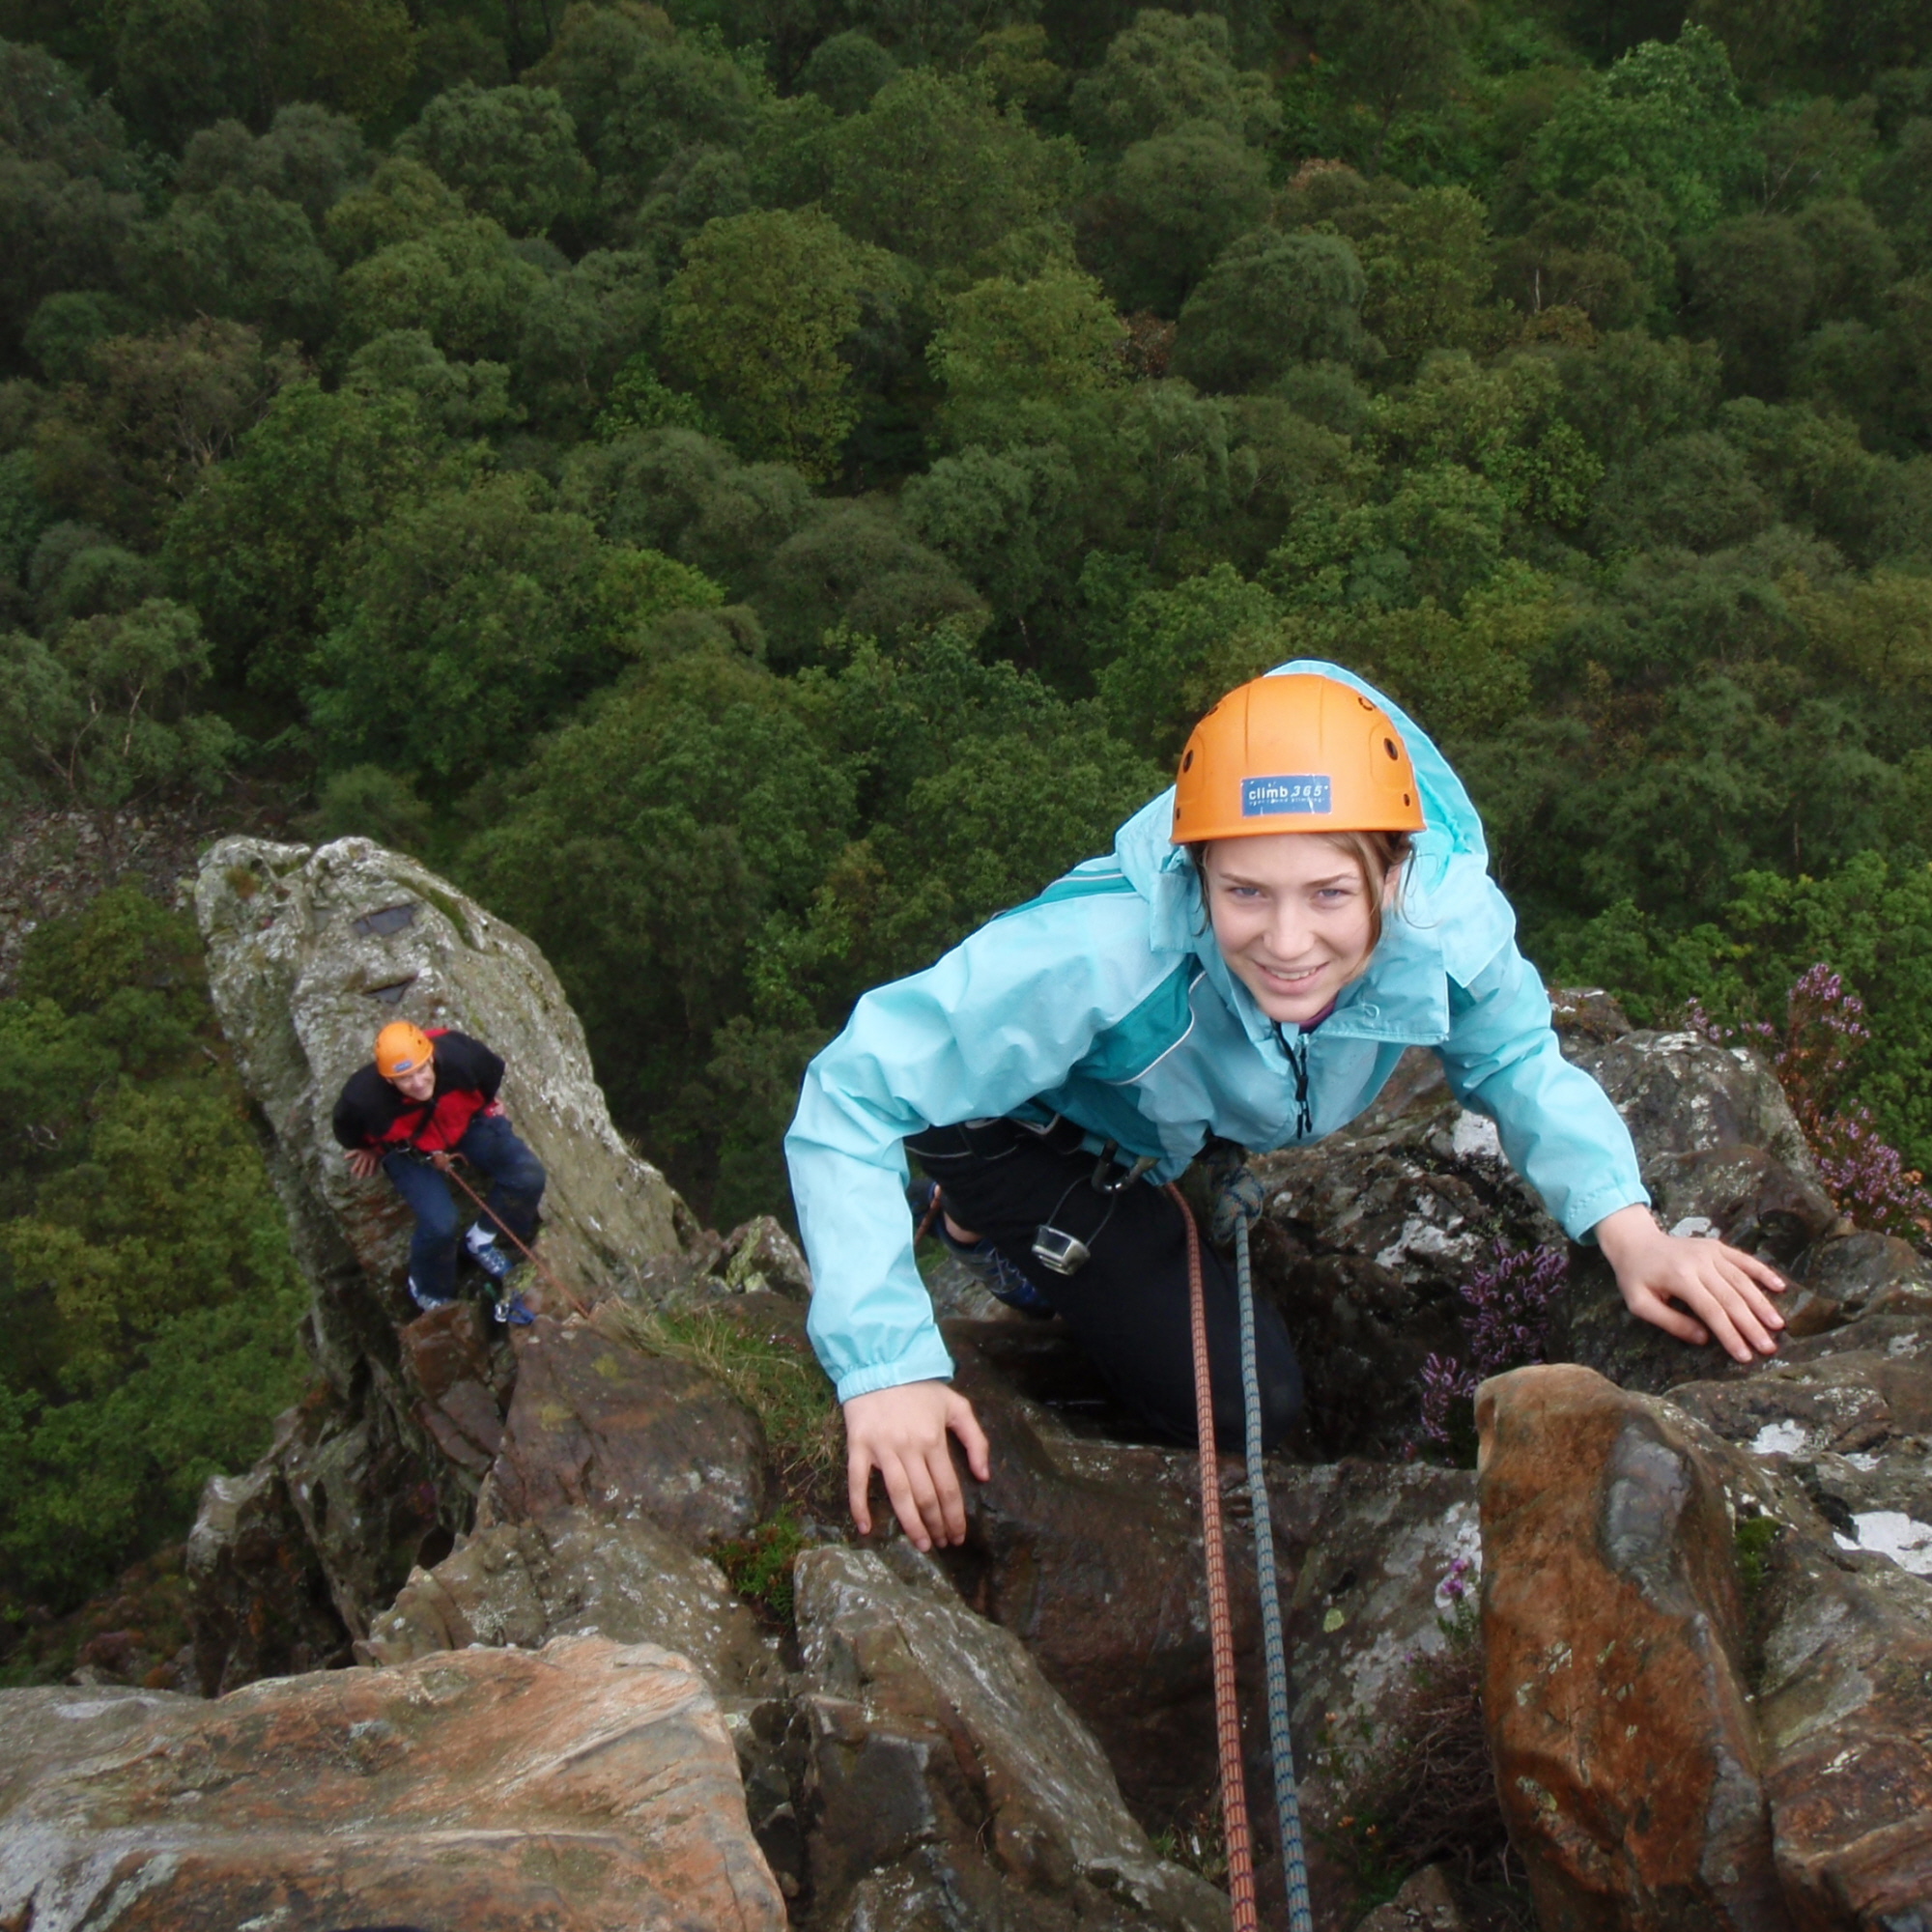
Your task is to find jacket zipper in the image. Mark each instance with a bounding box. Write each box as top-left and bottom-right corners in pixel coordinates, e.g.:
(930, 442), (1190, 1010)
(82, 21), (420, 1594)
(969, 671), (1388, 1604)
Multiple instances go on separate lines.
(1273, 1023), (1313, 1140)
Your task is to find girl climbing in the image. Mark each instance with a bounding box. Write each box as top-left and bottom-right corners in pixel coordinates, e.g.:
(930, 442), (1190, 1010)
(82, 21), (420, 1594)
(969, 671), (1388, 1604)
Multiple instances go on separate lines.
(785, 662), (1786, 1552)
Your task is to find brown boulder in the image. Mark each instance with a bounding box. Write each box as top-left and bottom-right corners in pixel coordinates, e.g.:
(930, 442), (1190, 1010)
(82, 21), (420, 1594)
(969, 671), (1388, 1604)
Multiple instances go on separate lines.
(185, 1402), (356, 1695)
(1752, 1508), (1932, 1927)
(1476, 1363), (1789, 1930)
(1787, 1232), (1932, 1334)
(481, 1313), (771, 1548)
(942, 1323), (1245, 1826)
(0, 1635), (785, 1929)
(360, 1503), (782, 1696)
(399, 1296), (512, 1475)
(940, 1325), (1484, 1927)
(795, 1542), (1230, 1931)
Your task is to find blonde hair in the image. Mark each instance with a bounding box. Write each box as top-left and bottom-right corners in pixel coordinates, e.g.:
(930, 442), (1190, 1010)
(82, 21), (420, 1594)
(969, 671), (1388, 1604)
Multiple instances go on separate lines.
(1189, 830), (1414, 952)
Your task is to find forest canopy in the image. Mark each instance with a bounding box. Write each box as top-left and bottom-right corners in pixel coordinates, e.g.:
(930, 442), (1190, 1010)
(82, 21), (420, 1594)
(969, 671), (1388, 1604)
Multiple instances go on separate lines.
(4, 0), (1932, 1617)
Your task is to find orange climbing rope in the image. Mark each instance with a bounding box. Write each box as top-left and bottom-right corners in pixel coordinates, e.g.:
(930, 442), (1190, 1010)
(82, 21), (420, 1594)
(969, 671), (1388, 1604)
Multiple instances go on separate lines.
(438, 1154), (590, 1319)
(1169, 1179), (1260, 1932)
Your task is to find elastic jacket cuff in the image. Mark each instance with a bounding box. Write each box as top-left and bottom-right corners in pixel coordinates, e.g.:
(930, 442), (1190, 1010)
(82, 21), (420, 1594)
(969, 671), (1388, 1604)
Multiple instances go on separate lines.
(1570, 1183), (1653, 1244)
(835, 1344), (958, 1406)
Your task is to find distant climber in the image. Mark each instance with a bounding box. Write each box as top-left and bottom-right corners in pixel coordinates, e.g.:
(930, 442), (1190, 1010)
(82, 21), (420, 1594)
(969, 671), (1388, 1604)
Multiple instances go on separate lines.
(332, 1020), (544, 1324)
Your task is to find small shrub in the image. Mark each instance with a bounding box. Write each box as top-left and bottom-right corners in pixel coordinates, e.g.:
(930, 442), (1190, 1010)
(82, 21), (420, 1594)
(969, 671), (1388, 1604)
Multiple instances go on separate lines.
(1733, 1513), (1779, 1605)
(715, 1507), (807, 1624)
(1417, 1242), (1569, 1451)
(1690, 965), (1932, 1243)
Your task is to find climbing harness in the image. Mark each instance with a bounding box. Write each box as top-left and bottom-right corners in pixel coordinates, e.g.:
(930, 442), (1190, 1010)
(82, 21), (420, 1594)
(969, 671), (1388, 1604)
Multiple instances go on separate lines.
(434, 1153), (589, 1319)
(1177, 1175), (1314, 1932)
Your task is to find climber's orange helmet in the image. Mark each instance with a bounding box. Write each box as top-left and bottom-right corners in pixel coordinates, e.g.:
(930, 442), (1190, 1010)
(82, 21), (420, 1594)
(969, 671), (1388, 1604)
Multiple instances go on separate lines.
(1171, 672), (1426, 843)
(375, 1020), (435, 1080)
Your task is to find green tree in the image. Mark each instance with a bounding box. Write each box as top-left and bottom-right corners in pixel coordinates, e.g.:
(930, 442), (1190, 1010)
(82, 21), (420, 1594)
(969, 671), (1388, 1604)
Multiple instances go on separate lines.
(0, 38), (132, 181)
(175, 102), (371, 225)
(514, 249), (658, 434)
(1302, 0), (1475, 173)
(758, 497), (981, 663)
(1497, 177), (1675, 329)
(1350, 187), (1495, 368)
(162, 373), (471, 698)
(1085, 124), (1270, 315)
(900, 441), (1076, 627)
(0, 598), (238, 804)
(823, 69), (1078, 279)
(396, 81), (593, 237)
(1173, 230), (1374, 394)
(663, 206), (901, 480)
(1371, 352), (1604, 529)
(34, 320), (300, 544)
(0, 890), (306, 1607)
(323, 155), (467, 261)
(1068, 9), (1280, 154)
(137, 184), (339, 346)
(108, 0), (417, 150)
(463, 644), (861, 1204)
(0, 153), (139, 361)
(1525, 26), (1750, 237)
(337, 213), (548, 364)
(304, 473), (723, 783)
(926, 265), (1123, 446)
(1094, 560), (1288, 755)
(1684, 213), (1815, 396)
(796, 29), (896, 115)
(525, 7), (765, 209)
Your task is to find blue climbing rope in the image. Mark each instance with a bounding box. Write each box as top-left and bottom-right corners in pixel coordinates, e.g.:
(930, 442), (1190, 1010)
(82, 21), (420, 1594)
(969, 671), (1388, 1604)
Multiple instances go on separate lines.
(1236, 1211), (1314, 1932)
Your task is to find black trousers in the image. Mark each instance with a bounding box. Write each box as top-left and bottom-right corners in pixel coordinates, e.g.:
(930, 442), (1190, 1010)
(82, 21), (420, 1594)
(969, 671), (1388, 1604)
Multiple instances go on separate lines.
(907, 1121), (1302, 1452)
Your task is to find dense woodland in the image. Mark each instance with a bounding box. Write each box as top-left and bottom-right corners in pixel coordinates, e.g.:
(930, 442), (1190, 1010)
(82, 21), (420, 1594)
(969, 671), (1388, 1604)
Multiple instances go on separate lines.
(2, 0), (1932, 1620)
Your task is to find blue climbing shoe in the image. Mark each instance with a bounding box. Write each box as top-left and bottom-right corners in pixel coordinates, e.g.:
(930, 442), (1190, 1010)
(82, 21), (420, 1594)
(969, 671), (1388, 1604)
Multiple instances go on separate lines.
(409, 1276), (454, 1313)
(907, 1179), (1055, 1319)
(465, 1221), (518, 1286)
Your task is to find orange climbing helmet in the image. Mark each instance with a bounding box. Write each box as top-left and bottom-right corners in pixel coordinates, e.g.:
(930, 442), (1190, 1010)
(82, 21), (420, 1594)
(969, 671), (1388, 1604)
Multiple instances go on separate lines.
(375, 1020), (435, 1080)
(1171, 672), (1427, 843)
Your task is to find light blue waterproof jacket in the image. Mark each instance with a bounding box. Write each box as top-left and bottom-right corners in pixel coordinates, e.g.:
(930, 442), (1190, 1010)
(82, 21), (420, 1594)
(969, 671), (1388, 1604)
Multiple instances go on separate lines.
(786, 661), (1648, 1403)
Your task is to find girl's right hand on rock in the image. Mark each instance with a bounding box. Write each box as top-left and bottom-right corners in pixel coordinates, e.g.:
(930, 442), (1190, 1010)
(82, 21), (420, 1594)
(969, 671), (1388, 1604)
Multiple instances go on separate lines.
(842, 1380), (991, 1551)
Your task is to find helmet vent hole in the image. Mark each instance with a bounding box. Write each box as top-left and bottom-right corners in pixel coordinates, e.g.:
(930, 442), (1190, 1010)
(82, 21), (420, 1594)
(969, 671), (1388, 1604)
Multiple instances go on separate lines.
(1181, 750), (1193, 771)
(1384, 737), (1399, 759)
(1403, 792), (1411, 807)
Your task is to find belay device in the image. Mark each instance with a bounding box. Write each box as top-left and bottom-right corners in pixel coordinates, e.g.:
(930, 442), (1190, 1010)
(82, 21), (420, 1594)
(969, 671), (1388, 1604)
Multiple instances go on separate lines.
(1030, 1144), (1158, 1275)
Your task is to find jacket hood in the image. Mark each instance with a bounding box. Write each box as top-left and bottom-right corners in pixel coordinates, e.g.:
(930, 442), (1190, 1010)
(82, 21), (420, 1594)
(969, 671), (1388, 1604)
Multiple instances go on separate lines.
(1113, 660), (1512, 1038)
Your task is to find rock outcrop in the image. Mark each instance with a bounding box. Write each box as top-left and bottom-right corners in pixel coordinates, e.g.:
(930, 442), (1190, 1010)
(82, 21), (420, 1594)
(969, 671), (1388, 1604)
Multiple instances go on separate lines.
(196, 836), (692, 1308)
(1477, 1359), (1932, 1930)
(0, 1635), (788, 1930)
(145, 832), (1932, 1932)
(794, 1541), (1231, 1931)
(1477, 1364), (1784, 1928)
(186, 837), (707, 1683)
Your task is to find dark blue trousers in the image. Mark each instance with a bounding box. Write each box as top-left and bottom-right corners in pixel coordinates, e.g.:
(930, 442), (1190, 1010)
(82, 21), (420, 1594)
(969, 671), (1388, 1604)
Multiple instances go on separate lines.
(383, 1113), (546, 1302)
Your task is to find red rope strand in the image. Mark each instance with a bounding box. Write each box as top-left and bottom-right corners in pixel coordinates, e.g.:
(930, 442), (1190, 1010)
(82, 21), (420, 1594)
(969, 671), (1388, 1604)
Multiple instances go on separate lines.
(1170, 1179), (1260, 1931)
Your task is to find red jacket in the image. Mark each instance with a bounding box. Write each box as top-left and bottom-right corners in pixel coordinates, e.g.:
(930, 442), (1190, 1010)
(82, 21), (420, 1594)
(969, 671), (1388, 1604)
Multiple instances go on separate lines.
(330, 1029), (504, 1155)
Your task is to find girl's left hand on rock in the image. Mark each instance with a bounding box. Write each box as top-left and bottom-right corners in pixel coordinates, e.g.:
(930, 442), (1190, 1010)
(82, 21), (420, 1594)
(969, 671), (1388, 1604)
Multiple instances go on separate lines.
(1594, 1204), (1787, 1362)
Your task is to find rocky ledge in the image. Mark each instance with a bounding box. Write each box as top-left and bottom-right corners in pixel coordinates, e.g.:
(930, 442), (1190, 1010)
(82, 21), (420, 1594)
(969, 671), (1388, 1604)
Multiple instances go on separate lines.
(3, 838), (1927, 1932)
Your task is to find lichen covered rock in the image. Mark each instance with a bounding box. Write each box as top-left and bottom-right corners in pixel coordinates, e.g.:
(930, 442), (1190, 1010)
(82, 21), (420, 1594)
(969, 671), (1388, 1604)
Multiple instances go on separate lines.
(0, 1635), (786, 1930)
(795, 1541), (1230, 1931)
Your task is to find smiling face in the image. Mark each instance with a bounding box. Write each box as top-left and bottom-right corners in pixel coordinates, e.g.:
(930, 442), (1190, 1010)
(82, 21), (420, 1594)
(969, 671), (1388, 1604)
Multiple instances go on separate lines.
(1202, 834), (1392, 1026)
(388, 1057), (436, 1103)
